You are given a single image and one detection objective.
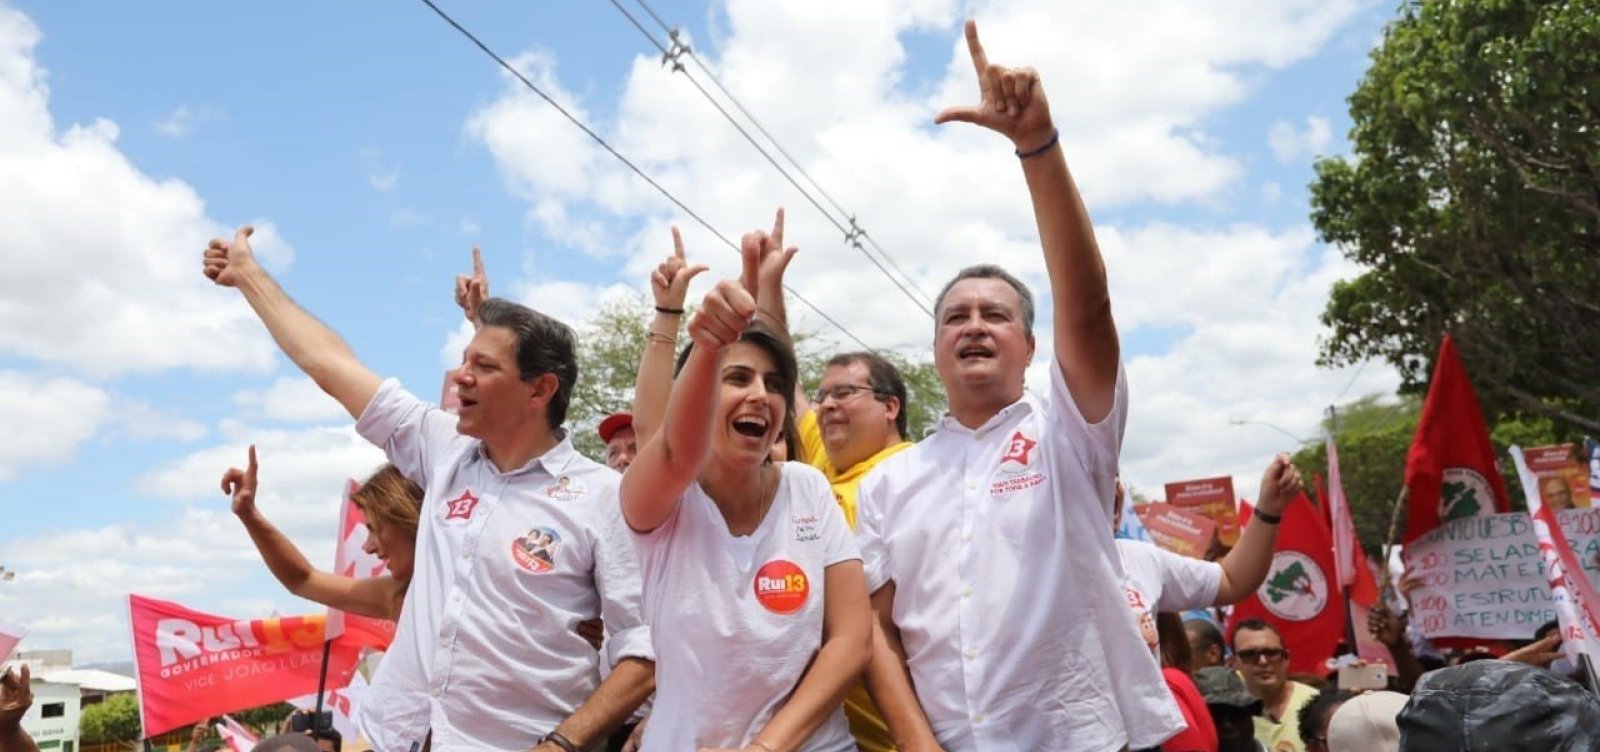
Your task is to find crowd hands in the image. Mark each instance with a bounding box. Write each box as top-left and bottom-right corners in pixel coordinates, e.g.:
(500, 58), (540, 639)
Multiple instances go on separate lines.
(164, 17), (1600, 752)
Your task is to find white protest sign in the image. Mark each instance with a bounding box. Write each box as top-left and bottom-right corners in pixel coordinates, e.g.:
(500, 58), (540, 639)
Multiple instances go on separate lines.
(1403, 509), (1600, 639)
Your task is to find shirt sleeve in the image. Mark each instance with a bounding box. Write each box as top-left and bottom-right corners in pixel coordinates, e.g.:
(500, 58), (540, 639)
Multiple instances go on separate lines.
(354, 378), (464, 488)
(1048, 358), (1128, 521)
(855, 465), (891, 593)
(804, 466), (859, 567)
(592, 485), (654, 666)
(1151, 546), (1224, 613)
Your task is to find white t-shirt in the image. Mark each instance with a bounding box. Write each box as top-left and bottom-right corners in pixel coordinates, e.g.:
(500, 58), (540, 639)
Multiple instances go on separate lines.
(1116, 538), (1224, 658)
(856, 362), (1185, 752)
(632, 462), (859, 752)
(354, 379), (651, 752)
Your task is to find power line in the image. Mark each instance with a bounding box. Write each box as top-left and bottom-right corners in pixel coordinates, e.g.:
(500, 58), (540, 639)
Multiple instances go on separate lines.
(608, 0), (937, 316)
(416, 0), (874, 352)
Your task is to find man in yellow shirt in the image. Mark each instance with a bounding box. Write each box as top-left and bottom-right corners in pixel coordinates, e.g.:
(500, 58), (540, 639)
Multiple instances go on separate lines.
(795, 351), (913, 752)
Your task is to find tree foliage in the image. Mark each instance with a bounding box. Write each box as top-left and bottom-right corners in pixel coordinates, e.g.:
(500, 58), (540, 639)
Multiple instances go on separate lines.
(565, 294), (946, 460)
(79, 693), (141, 747)
(1309, 0), (1600, 434)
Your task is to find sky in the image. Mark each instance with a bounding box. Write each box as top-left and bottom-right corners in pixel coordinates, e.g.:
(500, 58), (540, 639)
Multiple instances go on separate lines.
(0, 0), (1405, 663)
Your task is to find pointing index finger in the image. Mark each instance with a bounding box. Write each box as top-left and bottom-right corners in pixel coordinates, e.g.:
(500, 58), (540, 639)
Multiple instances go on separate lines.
(963, 19), (989, 79)
(472, 246), (484, 277)
(672, 226), (685, 260)
(246, 444), (258, 482)
(770, 207), (785, 248)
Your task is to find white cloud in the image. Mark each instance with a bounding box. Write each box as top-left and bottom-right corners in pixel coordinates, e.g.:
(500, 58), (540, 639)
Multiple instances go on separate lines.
(0, 370), (110, 481)
(0, 7), (286, 377)
(232, 376), (348, 423)
(108, 400), (208, 442)
(1267, 115), (1334, 164)
(361, 147), (399, 191)
(463, 0), (1389, 498)
(151, 104), (221, 138)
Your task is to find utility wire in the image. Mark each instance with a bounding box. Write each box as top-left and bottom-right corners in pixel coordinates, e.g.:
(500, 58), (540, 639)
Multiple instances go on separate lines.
(610, 0), (937, 316)
(417, 0), (874, 351)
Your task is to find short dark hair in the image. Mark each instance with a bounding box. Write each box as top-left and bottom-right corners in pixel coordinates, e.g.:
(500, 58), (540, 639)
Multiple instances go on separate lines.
(311, 728), (342, 752)
(1298, 688), (1355, 744)
(674, 321), (800, 460)
(250, 735), (322, 752)
(1185, 618), (1225, 655)
(933, 264), (1036, 337)
(825, 351), (909, 439)
(1231, 618), (1284, 651)
(477, 297), (579, 429)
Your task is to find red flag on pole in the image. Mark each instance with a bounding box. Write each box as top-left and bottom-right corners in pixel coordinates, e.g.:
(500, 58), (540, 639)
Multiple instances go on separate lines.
(1326, 438), (1359, 588)
(1227, 492), (1346, 675)
(128, 595), (371, 737)
(1402, 335), (1511, 543)
(325, 478), (396, 650)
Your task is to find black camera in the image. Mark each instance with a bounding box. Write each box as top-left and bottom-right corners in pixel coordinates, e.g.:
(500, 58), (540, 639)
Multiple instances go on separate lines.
(289, 710), (333, 734)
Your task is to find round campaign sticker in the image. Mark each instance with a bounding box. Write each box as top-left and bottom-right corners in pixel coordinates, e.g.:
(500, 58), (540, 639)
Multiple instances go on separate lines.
(753, 559), (810, 614)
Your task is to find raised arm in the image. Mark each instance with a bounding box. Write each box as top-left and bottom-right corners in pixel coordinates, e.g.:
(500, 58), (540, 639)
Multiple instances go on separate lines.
(0, 665), (39, 752)
(224, 446), (404, 620)
(936, 20), (1118, 422)
(452, 246), (490, 328)
(632, 227), (707, 446)
(620, 280), (756, 533)
(203, 226), (382, 419)
(1214, 455), (1301, 604)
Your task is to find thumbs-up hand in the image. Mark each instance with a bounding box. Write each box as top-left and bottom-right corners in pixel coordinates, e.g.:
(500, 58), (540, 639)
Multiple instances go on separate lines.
(202, 226), (259, 288)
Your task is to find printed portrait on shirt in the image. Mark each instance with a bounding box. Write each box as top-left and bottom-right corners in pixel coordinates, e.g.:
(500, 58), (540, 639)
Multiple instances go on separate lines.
(512, 526), (563, 574)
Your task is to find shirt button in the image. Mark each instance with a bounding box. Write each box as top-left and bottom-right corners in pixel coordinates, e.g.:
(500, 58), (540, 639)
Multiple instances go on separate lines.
(965, 649), (978, 660)
(966, 483), (976, 491)
(973, 713), (985, 723)
(962, 587), (973, 599)
(962, 531), (972, 542)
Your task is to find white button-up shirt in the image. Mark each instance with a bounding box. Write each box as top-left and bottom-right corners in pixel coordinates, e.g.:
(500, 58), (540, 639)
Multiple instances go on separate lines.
(857, 363), (1184, 751)
(354, 379), (651, 752)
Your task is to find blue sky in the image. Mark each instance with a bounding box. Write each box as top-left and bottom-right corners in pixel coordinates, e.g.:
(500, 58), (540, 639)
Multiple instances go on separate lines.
(0, 0), (1403, 662)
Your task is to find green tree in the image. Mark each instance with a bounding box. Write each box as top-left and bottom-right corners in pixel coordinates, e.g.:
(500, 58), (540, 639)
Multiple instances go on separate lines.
(232, 701), (295, 735)
(565, 294), (946, 461)
(1309, 0), (1600, 434)
(79, 693), (141, 749)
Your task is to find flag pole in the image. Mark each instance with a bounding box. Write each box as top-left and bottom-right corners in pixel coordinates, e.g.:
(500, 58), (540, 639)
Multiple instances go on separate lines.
(1378, 485), (1409, 602)
(313, 640), (332, 725)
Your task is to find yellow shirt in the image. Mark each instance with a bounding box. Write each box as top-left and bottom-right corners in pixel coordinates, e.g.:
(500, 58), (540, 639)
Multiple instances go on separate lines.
(797, 410), (912, 752)
(1252, 680), (1319, 752)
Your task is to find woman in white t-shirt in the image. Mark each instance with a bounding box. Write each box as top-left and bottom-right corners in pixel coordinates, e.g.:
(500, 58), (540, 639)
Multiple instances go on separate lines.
(620, 278), (871, 752)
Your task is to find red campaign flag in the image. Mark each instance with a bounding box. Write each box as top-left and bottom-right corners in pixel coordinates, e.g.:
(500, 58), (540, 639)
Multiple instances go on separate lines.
(1227, 491), (1346, 675)
(326, 478), (396, 650)
(1402, 335), (1511, 543)
(128, 595), (366, 737)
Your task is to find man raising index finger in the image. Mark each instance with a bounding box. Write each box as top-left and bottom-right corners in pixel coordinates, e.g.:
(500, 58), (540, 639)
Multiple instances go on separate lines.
(857, 20), (1184, 752)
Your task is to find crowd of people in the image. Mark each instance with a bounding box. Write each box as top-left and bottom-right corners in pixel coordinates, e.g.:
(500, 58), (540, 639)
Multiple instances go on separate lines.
(3, 18), (1598, 752)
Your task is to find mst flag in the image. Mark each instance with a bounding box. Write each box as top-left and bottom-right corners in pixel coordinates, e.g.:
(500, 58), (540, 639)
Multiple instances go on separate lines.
(1402, 335), (1511, 543)
(1227, 491), (1345, 675)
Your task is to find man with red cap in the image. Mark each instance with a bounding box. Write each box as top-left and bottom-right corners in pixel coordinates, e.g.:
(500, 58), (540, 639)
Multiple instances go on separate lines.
(598, 412), (637, 472)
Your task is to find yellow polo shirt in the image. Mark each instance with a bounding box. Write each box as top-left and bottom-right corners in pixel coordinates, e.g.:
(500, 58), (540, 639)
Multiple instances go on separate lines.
(1253, 680), (1319, 752)
(797, 410), (912, 752)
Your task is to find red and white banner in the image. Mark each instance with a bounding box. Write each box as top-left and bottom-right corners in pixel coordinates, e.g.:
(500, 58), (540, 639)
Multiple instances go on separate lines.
(1133, 503), (1217, 559)
(0, 619), (26, 663)
(128, 594), (371, 737)
(1165, 475), (1240, 547)
(1513, 446), (1600, 674)
(1227, 492), (1346, 675)
(215, 715), (259, 752)
(326, 478), (396, 649)
(290, 670), (369, 744)
(1326, 438), (1359, 588)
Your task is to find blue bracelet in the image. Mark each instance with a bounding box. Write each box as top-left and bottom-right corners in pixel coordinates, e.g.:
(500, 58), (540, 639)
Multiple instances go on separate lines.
(1015, 129), (1060, 159)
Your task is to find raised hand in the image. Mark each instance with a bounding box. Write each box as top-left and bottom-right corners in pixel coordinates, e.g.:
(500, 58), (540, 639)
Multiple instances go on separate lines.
(755, 208), (799, 293)
(1367, 604), (1408, 649)
(1503, 632), (1563, 668)
(934, 20), (1055, 152)
(1255, 453), (1303, 515)
(202, 226), (259, 288)
(222, 445), (260, 518)
(688, 280), (756, 351)
(652, 228), (709, 311)
(453, 246), (490, 325)
(0, 664), (30, 731)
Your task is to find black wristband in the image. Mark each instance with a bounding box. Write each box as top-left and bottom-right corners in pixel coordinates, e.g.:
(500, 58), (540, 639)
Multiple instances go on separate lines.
(1015, 128), (1060, 159)
(654, 305), (685, 315)
(1254, 509), (1283, 525)
(540, 731), (579, 752)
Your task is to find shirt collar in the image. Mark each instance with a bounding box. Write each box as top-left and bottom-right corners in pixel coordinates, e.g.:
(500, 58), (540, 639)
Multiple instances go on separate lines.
(935, 387), (1043, 437)
(471, 428), (575, 477)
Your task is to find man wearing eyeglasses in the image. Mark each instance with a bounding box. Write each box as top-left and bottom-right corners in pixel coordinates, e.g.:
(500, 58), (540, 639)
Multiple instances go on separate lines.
(791, 352), (913, 752)
(1231, 620), (1317, 752)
